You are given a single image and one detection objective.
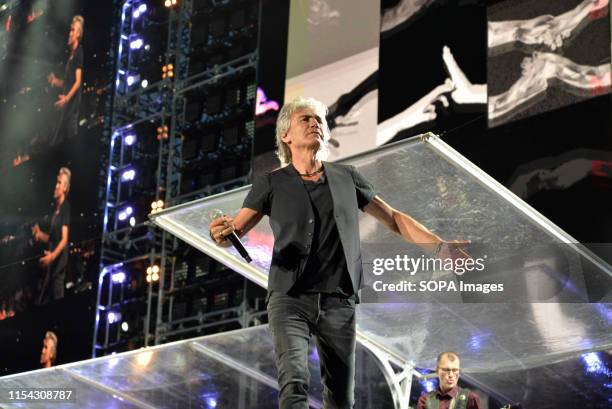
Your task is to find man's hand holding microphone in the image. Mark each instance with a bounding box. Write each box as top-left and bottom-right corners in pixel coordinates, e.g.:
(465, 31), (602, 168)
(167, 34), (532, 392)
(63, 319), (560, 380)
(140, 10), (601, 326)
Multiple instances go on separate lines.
(208, 210), (252, 263)
(209, 214), (235, 246)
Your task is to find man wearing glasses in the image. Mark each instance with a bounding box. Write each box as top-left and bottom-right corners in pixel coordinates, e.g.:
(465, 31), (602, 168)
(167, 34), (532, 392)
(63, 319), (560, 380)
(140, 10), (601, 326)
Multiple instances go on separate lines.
(417, 351), (481, 409)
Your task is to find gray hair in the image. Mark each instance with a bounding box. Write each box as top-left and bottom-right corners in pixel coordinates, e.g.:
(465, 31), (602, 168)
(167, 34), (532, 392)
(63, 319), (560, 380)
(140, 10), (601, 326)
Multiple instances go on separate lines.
(45, 331), (58, 363)
(59, 167), (71, 193)
(275, 96), (330, 166)
(72, 15), (84, 41)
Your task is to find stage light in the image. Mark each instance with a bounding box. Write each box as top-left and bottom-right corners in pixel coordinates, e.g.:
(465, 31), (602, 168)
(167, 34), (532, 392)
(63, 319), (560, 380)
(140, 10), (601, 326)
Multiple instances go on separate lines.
(205, 397), (218, 408)
(581, 352), (610, 375)
(156, 125), (169, 140)
(164, 0), (178, 8)
(126, 74), (141, 87)
(146, 264), (160, 283)
(130, 38), (144, 50)
(124, 134), (136, 145)
(136, 351), (153, 367)
(133, 3), (147, 18)
(121, 322), (129, 332)
(121, 169), (136, 182)
(129, 217), (136, 227)
(108, 311), (122, 324)
(161, 64), (174, 79)
(118, 206), (133, 221)
(141, 79), (148, 88)
(111, 271), (126, 284)
(151, 199), (165, 214)
(420, 379), (436, 393)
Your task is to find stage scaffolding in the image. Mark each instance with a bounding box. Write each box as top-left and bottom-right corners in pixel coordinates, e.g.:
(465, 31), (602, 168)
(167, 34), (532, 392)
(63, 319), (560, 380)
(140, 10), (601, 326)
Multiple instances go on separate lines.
(94, 0), (262, 357)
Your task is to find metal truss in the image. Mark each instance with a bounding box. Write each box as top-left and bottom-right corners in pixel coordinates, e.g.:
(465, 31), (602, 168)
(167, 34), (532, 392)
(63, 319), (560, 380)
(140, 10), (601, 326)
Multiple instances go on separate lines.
(95, 0), (262, 357)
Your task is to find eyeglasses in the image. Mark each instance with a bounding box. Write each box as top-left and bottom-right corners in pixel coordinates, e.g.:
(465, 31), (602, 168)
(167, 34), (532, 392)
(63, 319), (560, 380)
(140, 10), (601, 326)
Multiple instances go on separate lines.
(438, 368), (460, 374)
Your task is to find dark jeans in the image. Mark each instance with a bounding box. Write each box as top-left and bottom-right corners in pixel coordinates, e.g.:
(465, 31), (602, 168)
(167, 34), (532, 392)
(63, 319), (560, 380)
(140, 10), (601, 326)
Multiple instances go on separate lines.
(38, 269), (65, 305)
(267, 292), (356, 409)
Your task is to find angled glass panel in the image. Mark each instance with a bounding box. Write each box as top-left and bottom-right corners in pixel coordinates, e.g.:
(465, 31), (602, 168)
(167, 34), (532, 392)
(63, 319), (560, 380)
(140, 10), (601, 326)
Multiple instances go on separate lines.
(150, 135), (612, 385)
(0, 369), (140, 409)
(0, 325), (392, 408)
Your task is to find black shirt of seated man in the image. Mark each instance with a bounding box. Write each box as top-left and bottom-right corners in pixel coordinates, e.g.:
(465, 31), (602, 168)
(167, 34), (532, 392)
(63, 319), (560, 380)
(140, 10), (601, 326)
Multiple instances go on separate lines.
(242, 162), (376, 300)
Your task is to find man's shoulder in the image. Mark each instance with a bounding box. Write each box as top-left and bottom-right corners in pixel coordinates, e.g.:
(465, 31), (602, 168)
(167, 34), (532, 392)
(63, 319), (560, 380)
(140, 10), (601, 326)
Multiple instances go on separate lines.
(324, 161), (352, 171)
(323, 162), (356, 178)
(61, 201), (71, 213)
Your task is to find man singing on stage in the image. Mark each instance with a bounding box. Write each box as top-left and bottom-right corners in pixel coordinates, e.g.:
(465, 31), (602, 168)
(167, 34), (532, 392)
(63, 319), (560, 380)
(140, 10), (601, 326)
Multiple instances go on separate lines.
(209, 97), (468, 408)
(32, 167), (71, 304)
(47, 15), (84, 146)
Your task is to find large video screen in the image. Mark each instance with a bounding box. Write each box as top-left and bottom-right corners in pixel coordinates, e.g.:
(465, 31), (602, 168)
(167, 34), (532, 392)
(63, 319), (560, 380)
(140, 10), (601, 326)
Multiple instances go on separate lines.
(0, 0), (112, 367)
(487, 0), (611, 127)
(283, 0), (380, 162)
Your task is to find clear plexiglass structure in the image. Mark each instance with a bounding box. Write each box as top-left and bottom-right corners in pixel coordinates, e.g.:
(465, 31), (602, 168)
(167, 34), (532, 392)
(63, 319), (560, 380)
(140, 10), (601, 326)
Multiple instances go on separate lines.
(2, 135), (609, 409)
(150, 134), (612, 408)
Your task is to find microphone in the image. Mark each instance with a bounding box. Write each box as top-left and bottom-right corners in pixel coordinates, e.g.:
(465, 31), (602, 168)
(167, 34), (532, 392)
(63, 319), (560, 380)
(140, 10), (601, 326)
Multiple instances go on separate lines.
(210, 210), (252, 263)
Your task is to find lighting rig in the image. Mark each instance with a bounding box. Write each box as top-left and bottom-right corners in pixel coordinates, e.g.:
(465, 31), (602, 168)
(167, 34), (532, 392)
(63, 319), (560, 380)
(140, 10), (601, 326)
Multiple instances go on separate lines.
(94, 0), (264, 357)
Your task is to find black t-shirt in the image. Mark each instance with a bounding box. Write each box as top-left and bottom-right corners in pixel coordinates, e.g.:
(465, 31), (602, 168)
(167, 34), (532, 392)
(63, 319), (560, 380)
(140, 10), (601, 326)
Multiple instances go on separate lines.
(49, 201), (70, 274)
(243, 163), (376, 296)
(62, 44), (83, 117)
(293, 173), (354, 296)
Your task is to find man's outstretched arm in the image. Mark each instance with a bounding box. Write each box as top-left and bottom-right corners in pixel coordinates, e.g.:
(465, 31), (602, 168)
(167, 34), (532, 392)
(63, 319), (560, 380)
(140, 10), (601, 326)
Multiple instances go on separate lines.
(364, 196), (469, 258)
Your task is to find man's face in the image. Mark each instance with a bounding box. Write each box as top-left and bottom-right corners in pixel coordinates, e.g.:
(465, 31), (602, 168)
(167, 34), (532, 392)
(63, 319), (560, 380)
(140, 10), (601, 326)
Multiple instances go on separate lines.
(436, 355), (460, 392)
(68, 22), (80, 46)
(40, 338), (54, 366)
(281, 108), (324, 153)
(54, 174), (68, 200)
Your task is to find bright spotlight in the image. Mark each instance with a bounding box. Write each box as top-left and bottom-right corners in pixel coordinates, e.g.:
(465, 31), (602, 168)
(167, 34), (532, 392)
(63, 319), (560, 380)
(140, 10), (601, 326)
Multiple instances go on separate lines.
(124, 134), (136, 145)
(130, 38), (144, 50)
(121, 169), (136, 182)
(111, 271), (126, 284)
(107, 311), (122, 324)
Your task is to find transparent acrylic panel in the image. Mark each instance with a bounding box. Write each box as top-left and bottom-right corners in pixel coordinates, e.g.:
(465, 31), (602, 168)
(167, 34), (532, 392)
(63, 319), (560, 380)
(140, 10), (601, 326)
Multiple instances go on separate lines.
(150, 136), (612, 376)
(66, 335), (280, 408)
(196, 325), (394, 408)
(0, 325), (393, 408)
(0, 369), (140, 409)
